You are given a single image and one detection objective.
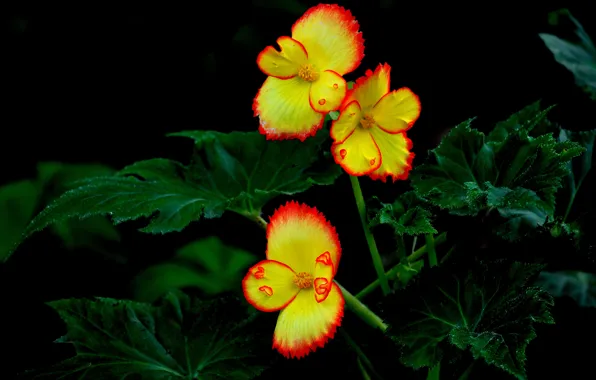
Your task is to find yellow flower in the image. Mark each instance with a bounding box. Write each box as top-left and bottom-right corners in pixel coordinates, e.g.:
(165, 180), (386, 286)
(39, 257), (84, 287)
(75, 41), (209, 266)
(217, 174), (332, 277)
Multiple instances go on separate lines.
(253, 4), (365, 141)
(330, 63), (421, 182)
(242, 201), (343, 358)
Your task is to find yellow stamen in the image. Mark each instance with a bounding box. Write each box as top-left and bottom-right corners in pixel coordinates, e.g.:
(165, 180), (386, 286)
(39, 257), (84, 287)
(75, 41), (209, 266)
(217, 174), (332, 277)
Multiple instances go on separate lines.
(360, 114), (375, 129)
(293, 272), (314, 289)
(298, 64), (319, 82)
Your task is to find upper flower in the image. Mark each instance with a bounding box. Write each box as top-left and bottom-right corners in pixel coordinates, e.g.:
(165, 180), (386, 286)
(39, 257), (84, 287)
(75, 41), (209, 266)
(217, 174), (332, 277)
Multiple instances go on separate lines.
(330, 63), (421, 182)
(253, 4), (365, 141)
(242, 201), (344, 359)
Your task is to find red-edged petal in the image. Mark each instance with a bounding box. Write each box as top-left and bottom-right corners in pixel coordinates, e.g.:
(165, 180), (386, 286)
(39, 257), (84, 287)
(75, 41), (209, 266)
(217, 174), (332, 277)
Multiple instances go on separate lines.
(342, 63), (391, 110)
(330, 100), (362, 143)
(313, 251), (334, 303)
(257, 36), (309, 79)
(309, 70), (347, 113)
(331, 127), (382, 176)
(266, 201), (341, 276)
(372, 87), (421, 133)
(253, 76), (324, 141)
(368, 129), (415, 182)
(291, 4), (364, 75)
(242, 260), (300, 312)
(273, 282), (344, 359)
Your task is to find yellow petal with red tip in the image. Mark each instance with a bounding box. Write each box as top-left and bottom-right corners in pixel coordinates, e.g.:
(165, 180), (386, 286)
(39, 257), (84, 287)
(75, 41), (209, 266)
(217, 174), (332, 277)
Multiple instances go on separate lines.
(331, 127), (382, 176)
(343, 63), (391, 110)
(257, 36), (309, 79)
(372, 87), (422, 133)
(313, 251), (334, 303)
(309, 70), (347, 113)
(330, 100), (362, 143)
(254, 76), (324, 141)
(266, 201), (341, 275)
(368, 128), (414, 182)
(242, 260), (299, 312)
(273, 282), (344, 359)
(291, 4), (364, 76)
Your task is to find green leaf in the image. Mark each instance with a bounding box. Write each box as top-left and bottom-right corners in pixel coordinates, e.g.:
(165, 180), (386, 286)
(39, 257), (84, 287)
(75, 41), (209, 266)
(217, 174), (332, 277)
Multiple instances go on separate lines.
(133, 236), (256, 302)
(394, 260), (424, 289)
(31, 292), (271, 379)
(0, 180), (40, 261)
(539, 10), (596, 100)
(368, 192), (437, 236)
(536, 271), (596, 307)
(410, 104), (584, 239)
(382, 260), (554, 379)
(558, 129), (596, 219)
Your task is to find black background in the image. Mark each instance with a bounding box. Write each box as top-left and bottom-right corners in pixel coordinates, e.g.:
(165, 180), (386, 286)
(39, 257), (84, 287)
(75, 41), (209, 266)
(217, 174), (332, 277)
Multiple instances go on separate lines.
(2, 1), (595, 378)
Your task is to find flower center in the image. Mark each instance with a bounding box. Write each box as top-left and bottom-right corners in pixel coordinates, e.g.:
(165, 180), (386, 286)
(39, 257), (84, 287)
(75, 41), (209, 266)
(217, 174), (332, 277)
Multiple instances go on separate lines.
(360, 114), (375, 129)
(293, 272), (314, 289)
(298, 64), (319, 82)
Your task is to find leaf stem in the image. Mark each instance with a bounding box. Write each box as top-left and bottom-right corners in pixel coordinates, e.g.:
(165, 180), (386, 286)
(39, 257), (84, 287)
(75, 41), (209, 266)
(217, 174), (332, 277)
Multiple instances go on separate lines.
(349, 175), (390, 295)
(340, 329), (382, 380)
(355, 232), (447, 299)
(425, 233), (438, 267)
(396, 234), (407, 261)
(337, 281), (388, 332)
(563, 176), (585, 222)
(427, 362), (440, 380)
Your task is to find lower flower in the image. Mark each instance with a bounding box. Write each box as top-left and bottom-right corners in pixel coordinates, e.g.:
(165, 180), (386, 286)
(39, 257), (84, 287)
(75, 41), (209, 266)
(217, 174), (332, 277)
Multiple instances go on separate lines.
(242, 201), (344, 358)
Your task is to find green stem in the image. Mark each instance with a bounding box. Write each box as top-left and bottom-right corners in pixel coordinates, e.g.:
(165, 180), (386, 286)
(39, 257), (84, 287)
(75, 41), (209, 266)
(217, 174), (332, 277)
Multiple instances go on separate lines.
(349, 175), (390, 295)
(341, 329), (381, 380)
(427, 362), (440, 380)
(396, 234), (407, 261)
(563, 176), (585, 222)
(355, 232), (447, 299)
(425, 233), (438, 267)
(337, 281), (388, 332)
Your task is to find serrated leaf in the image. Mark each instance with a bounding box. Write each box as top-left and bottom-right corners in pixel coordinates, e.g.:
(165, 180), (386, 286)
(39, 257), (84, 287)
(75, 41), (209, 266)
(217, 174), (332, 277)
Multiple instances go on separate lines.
(410, 104), (584, 240)
(539, 10), (596, 100)
(0, 180), (40, 261)
(15, 130), (339, 254)
(27, 292), (271, 379)
(133, 236), (256, 302)
(536, 271), (596, 307)
(381, 260), (554, 379)
(368, 192), (437, 236)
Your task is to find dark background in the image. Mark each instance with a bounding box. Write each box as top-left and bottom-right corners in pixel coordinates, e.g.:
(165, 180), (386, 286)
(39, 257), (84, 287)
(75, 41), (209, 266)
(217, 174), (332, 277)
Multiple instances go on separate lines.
(2, 1), (595, 378)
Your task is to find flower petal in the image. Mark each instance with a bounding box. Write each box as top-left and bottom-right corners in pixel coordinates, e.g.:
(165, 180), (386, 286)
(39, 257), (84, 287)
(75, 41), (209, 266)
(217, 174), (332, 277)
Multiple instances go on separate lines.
(266, 201), (341, 275)
(330, 100), (362, 143)
(372, 87), (422, 133)
(342, 63), (391, 110)
(254, 76), (324, 141)
(368, 128), (414, 182)
(309, 70), (347, 113)
(313, 251), (334, 303)
(242, 260), (300, 312)
(331, 127), (382, 176)
(291, 4), (364, 75)
(257, 36), (309, 79)
(273, 282), (344, 359)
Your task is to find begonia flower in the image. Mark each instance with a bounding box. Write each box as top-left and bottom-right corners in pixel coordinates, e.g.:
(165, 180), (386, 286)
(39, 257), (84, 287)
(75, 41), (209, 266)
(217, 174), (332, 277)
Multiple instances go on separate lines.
(242, 201), (343, 358)
(330, 63), (421, 181)
(253, 4), (365, 141)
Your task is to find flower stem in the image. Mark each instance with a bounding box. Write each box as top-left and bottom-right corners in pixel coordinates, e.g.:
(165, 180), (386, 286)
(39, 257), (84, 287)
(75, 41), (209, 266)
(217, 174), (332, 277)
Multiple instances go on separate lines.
(355, 232), (447, 299)
(425, 233), (438, 267)
(336, 281), (388, 332)
(341, 329), (381, 380)
(427, 362), (440, 380)
(349, 175), (390, 295)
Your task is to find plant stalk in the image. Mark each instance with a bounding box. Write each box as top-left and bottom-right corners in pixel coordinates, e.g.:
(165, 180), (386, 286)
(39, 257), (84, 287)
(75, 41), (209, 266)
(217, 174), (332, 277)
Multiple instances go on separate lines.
(349, 175), (390, 295)
(337, 282), (388, 332)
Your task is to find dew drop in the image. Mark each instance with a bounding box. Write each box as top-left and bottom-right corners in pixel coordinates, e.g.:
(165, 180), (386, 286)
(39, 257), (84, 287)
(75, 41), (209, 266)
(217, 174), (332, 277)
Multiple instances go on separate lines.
(370, 158), (376, 166)
(333, 83), (338, 89)
(318, 98), (326, 105)
(340, 149), (347, 159)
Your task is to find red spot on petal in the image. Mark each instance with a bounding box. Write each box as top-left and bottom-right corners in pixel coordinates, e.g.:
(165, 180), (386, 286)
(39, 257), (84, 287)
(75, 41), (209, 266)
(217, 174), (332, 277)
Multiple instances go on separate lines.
(259, 285), (273, 296)
(318, 98), (326, 105)
(370, 158), (376, 166)
(316, 251), (332, 266)
(333, 83), (338, 89)
(254, 266), (265, 279)
(340, 149), (347, 159)
(314, 278), (329, 295)
(349, 112), (356, 117)
(365, 69), (373, 77)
